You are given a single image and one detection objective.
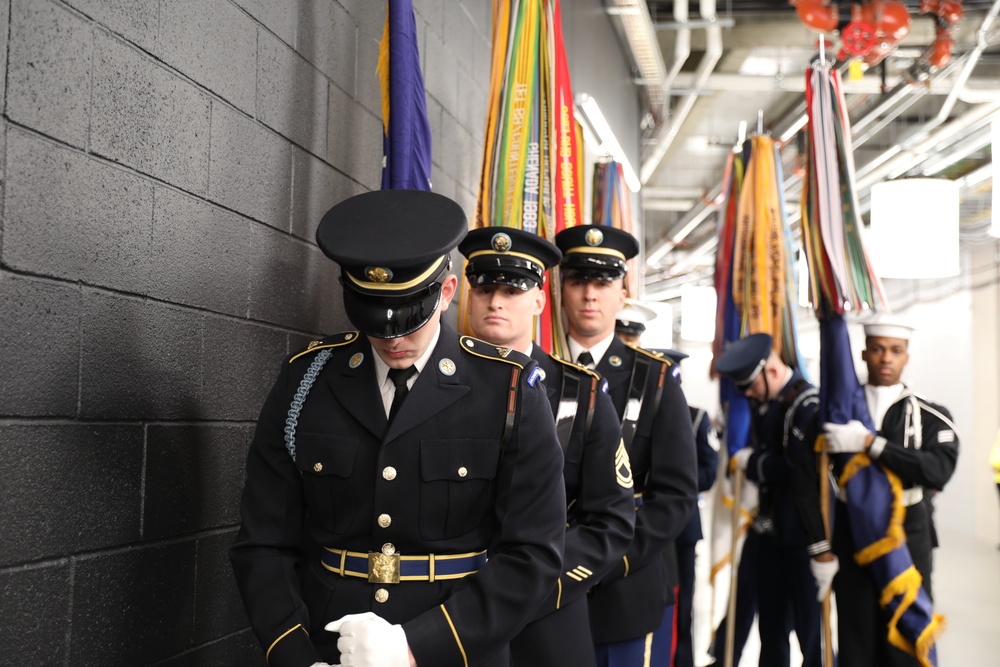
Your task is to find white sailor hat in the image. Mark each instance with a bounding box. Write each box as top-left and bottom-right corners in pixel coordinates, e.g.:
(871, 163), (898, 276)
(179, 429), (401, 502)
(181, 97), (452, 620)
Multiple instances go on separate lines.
(615, 299), (658, 336)
(862, 315), (915, 340)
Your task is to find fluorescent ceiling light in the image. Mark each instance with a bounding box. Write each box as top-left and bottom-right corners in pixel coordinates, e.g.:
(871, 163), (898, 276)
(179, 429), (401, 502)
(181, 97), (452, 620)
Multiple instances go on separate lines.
(577, 94), (641, 192)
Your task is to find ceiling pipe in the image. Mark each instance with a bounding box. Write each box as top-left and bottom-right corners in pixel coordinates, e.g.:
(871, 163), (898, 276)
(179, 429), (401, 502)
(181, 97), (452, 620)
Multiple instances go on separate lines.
(639, 0), (723, 184)
(605, 0), (669, 126)
(663, 0), (691, 94)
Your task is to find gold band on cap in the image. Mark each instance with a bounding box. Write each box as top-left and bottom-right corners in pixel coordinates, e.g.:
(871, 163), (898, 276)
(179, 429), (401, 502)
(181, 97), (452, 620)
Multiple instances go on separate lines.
(564, 246), (627, 261)
(346, 255), (448, 291)
(466, 249), (545, 267)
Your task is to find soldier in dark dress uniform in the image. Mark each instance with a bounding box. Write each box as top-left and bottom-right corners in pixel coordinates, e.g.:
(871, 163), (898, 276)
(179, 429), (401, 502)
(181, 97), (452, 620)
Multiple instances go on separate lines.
(554, 224), (698, 667)
(655, 349), (719, 667)
(823, 317), (959, 667)
(459, 226), (635, 667)
(714, 333), (835, 667)
(230, 191), (567, 667)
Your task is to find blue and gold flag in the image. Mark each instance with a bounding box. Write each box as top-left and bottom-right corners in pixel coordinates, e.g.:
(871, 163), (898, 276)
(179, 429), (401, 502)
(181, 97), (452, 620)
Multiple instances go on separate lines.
(378, 0), (432, 191)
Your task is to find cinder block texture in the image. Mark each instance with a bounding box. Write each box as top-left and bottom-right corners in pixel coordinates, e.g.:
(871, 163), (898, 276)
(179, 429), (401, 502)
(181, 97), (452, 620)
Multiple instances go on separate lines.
(248, 224), (343, 333)
(200, 319), (288, 420)
(290, 147), (363, 242)
(144, 425), (249, 539)
(157, 0), (257, 113)
(92, 32), (212, 195)
(209, 103), (293, 230)
(326, 84), (382, 191)
(340, 0), (384, 42)
(149, 187), (253, 317)
(4, 129), (154, 292)
(63, 0), (158, 51)
(0, 424), (143, 566)
(257, 30), (329, 157)
(354, 30), (382, 116)
(0, 273), (80, 417)
(232, 0), (298, 47)
(0, 562), (70, 664)
(155, 629), (266, 667)
(71, 543), (196, 666)
(7, 0), (92, 148)
(296, 0), (356, 95)
(80, 292), (204, 420)
(194, 532), (250, 642)
(0, 0), (10, 115)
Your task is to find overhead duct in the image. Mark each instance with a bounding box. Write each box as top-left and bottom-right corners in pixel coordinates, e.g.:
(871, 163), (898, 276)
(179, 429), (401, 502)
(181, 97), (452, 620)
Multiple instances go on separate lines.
(605, 0), (669, 126)
(639, 0), (723, 184)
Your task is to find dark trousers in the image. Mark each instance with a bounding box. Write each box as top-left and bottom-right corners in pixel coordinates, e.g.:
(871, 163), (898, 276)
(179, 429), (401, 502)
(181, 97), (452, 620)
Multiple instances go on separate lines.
(755, 534), (822, 667)
(711, 529), (758, 666)
(595, 603), (676, 667)
(674, 541), (697, 667)
(511, 595), (597, 667)
(832, 500), (934, 667)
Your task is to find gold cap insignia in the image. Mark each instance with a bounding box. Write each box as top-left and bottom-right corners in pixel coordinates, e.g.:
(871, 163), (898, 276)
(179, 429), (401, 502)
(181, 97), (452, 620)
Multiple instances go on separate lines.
(365, 266), (393, 283)
(438, 358), (456, 376)
(585, 228), (604, 246)
(349, 352), (364, 368)
(609, 355), (623, 367)
(491, 232), (512, 252)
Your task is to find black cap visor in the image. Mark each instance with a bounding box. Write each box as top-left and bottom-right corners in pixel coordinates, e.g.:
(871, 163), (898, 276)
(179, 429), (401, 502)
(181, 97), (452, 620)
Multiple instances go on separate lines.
(561, 254), (627, 281)
(342, 282), (442, 339)
(466, 257), (542, 291)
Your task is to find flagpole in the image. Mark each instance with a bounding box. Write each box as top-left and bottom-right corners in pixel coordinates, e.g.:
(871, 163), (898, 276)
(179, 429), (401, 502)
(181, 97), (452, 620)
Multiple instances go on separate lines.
(724, 467), (743, 667)
(818, 436), (834, 667)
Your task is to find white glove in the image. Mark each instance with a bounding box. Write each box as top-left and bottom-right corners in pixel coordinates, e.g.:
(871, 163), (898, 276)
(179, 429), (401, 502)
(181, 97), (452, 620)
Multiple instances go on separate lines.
(809, 554), (840, 601)
(823, 420), (872, 454)
(729, 447), (752, 473)
(326, 612), (409, 667)
(311, 663), (334, 667)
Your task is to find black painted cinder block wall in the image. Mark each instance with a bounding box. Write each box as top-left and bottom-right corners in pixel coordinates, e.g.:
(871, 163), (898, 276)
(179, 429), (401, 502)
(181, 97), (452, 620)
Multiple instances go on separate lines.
(0, 0), (494, 664)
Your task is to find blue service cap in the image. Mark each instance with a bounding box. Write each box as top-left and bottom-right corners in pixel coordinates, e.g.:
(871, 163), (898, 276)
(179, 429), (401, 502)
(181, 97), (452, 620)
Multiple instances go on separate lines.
(459, 227), (561, 291)
(316, 190), (467, 339)
(715, 333), (773, 389)
(555, 225), (639, 281)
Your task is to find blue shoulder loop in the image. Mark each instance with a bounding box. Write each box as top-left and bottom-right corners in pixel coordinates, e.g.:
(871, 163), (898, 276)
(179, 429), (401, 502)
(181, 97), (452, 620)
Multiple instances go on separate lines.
(601, 379), (609, 393)
(526, 366), (543, 387)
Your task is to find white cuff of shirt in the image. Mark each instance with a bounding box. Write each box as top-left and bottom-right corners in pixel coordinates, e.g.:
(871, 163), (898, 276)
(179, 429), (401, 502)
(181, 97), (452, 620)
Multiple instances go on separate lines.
(868, 435), (888, 459)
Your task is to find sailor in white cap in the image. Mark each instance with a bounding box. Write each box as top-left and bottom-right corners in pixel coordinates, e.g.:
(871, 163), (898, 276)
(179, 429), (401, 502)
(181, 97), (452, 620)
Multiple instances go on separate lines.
(823, 315), (960, 667)
(614, 299), (658, 347)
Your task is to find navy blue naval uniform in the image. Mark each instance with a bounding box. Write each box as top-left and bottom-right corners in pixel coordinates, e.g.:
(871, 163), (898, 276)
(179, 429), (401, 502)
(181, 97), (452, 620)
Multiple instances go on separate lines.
(741, 368), (827, 667)
(230, 326), (567, 667)
(508, 348), (636, 667)
(587, 336), (699, 645)
(832, 387), (958, 667)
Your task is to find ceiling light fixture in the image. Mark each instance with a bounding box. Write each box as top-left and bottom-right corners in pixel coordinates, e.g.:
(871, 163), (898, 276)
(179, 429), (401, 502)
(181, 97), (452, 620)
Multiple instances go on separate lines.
(576, 94), (641, 193)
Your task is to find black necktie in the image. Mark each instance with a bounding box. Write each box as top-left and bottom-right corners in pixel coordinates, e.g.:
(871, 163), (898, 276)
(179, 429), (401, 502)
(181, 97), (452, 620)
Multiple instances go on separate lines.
(387, 366), (417, 422)
(576, 351), (594, 368)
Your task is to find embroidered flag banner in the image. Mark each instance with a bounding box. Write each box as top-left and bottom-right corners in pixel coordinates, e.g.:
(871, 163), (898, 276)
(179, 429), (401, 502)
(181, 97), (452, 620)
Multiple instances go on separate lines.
(802, 64), (941, 666)
(459, 0), (583, 358)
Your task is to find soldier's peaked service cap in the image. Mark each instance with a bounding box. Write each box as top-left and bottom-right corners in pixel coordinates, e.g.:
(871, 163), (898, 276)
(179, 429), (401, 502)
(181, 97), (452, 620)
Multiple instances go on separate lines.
(317, 190), (467, 339)
(555, 225), (639, 281)
(715, 333), (773, 389)
(459, 227), (562, 291)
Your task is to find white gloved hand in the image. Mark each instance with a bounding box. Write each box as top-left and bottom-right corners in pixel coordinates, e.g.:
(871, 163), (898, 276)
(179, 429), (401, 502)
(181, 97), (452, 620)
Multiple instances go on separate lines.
(823, 420), (872, 454)
(729, 447), (752, 473)
(326, 612), (409, 667)
(311, 663), (335, 667)
(809, 555), (839, 602)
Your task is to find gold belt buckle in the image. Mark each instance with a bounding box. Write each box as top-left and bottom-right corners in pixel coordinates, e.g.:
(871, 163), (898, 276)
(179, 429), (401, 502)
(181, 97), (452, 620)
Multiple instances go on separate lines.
(368, 545), (400, 584)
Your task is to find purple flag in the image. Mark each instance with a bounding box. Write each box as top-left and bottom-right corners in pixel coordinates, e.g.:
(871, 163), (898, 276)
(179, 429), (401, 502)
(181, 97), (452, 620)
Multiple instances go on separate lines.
(378, 0), (432, 191)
